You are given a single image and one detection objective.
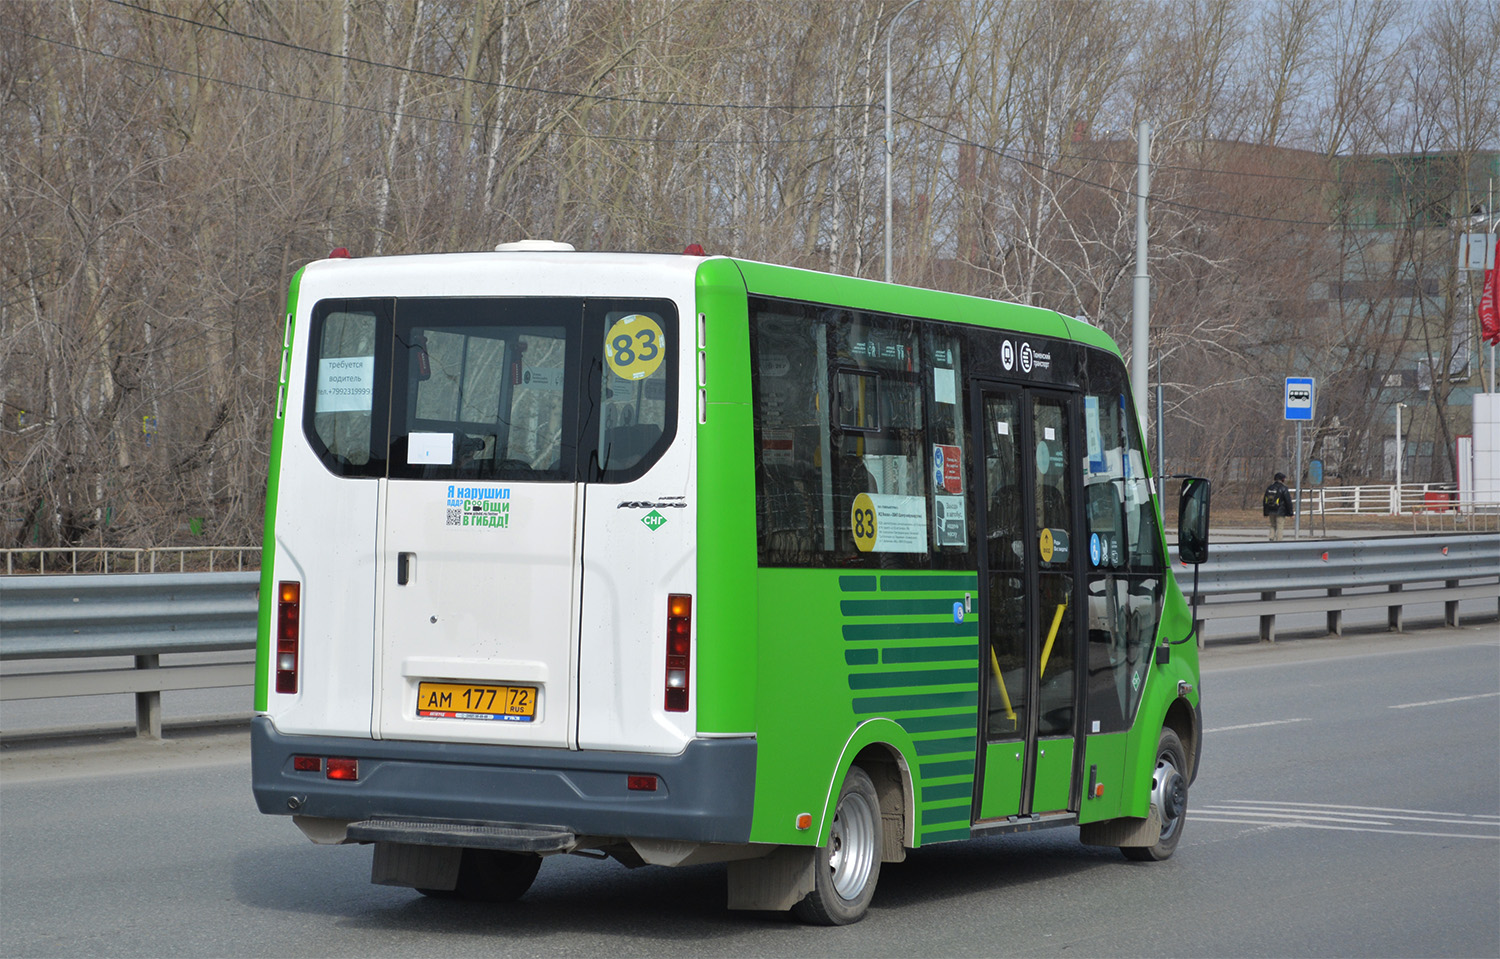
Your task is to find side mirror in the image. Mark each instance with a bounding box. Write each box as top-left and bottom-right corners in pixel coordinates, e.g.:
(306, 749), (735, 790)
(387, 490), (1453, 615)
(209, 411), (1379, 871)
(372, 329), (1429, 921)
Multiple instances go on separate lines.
(1178, 476), (1211, 565)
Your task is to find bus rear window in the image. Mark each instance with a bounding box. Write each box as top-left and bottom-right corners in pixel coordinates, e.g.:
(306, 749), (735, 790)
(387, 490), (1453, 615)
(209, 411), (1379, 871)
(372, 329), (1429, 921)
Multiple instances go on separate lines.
(597, 311), (671, 474)
(301, 296), (675, 483)
(306, 302), (389, 478)
(389, 299), (580, 481)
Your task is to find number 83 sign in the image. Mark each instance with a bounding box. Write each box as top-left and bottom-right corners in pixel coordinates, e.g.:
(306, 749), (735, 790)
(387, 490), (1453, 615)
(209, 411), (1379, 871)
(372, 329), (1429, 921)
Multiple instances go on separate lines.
(851, 491), (928, 553)
(605, 314), (665, 381)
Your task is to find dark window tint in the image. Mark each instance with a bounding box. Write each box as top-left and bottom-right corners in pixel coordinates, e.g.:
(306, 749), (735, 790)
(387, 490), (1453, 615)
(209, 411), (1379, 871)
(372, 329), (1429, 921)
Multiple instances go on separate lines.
(304, 300), (391, 478)
(389, 299), (581, 482)
(1080, 349), (1163, 733)
(301, 296), (676, 484)
(751, 297), (973, 569)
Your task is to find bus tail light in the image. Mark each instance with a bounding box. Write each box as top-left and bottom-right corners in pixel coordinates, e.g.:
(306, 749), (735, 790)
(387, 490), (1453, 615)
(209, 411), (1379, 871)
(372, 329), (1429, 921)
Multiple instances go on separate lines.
(326, 757), (359, 781)
(276, 581), (301, 694)
(664, 594), (692, 712)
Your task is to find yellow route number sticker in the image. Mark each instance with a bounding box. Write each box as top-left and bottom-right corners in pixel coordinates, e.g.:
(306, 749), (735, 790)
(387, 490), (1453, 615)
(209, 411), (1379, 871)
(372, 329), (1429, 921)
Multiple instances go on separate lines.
(852, 492), (878, 552)
(605, 314), (665, 381)
(1039, 527), (1055, 563)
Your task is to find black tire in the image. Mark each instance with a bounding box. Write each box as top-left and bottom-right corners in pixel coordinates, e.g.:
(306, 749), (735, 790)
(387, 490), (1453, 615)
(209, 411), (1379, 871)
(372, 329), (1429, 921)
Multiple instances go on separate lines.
(419, 848), (542, 902)
(1123, 727), (1188, 862)
(792, 766), (882, 925)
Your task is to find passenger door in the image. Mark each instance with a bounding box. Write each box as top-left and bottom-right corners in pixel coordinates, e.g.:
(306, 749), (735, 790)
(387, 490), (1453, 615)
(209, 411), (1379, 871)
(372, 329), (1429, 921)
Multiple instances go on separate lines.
(373, 299), (584, 748)
(972, 385), (1085, 820)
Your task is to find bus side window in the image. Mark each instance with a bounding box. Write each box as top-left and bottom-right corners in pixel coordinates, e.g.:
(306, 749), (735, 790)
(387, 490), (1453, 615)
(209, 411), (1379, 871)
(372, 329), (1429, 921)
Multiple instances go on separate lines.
(598, 310), (671, 476)
(926, 332), (969, 554)
(751, 310), (830, 564)
(751, 304), (929, 567)
(1081, 352), (1164, 733)
(307, 306), (382, 476)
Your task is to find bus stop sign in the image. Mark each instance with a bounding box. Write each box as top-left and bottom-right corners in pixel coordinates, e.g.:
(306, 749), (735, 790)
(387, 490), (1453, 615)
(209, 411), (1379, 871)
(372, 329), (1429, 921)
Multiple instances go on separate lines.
(1285, 377), (1314, 421)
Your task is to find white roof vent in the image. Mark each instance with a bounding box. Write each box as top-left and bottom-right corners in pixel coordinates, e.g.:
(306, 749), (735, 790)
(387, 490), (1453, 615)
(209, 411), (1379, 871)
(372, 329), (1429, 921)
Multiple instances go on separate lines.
(494, 239), (575, 252)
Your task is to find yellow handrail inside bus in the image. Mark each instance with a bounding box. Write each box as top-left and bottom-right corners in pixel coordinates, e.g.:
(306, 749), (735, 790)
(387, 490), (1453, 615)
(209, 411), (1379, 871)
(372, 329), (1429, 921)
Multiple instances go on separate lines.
(988, 645), (1016, 721)
(1039, 601), (1068, 678)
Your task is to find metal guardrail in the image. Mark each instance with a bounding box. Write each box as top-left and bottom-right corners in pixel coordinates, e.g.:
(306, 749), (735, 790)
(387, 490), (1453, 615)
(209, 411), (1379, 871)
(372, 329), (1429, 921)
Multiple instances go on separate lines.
(1185, 533), (1500, 643)
(0, 572), (260, 738)
(1, 533), (1496, 739)
(0, 547), (261, 575)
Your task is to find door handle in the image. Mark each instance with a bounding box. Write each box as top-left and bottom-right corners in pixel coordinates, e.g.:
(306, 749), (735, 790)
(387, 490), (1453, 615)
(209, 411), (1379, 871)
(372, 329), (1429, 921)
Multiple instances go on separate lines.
(397, 551), (414, 585)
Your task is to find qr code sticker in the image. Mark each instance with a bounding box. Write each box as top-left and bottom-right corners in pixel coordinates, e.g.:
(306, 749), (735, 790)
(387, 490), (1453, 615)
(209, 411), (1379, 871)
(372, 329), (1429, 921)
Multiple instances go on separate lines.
(446, 508), (461, 526)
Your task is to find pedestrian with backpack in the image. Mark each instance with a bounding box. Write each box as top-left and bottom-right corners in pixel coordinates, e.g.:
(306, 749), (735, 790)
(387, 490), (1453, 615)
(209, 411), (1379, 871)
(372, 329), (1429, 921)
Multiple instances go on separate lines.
(1263, 472), (1294, 541)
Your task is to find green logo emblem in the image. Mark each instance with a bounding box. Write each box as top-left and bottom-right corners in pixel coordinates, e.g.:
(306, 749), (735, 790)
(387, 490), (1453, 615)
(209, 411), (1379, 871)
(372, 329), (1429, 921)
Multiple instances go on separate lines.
(642, 509), (667, 531)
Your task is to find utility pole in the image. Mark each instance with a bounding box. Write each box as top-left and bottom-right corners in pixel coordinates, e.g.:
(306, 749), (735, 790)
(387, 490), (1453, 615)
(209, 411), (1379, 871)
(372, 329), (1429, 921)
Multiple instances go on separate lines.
(884, 0), (923, 285)
(1132, 122), (1151, 440)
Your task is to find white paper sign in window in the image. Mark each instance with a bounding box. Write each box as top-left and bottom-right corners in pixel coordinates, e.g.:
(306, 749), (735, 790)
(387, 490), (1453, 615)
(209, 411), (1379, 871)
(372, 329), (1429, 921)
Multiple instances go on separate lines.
(851, 492), (929, 553)
(407, 431), (455, 465)
(316, 356), (375, 412)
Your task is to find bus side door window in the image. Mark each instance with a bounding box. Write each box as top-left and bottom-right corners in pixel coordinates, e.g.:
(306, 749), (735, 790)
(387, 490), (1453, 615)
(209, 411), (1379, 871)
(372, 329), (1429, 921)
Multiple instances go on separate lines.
(1081, 352), (1164, 733)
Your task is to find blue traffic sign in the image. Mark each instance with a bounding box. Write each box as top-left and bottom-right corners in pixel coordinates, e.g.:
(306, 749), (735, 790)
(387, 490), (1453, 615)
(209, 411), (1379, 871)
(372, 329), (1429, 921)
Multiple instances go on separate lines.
(1285, 377), (1314, 421)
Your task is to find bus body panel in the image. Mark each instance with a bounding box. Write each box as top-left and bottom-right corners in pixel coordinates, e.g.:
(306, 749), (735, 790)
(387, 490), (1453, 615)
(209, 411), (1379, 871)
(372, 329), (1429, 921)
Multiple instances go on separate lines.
(575, 410), (697, 754)
(748, 569), (980, 848)
(689, 261), (761, 736)
(264, 282), (380, 737)
(255, 268), (303, 713)
(575, 268), (700, 753)
(374, 477), (581, 747)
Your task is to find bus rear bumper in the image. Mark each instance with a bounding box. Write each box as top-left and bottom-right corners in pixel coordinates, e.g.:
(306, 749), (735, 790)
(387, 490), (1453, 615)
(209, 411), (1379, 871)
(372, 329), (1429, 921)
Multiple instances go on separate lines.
(250, 716), (756, 845)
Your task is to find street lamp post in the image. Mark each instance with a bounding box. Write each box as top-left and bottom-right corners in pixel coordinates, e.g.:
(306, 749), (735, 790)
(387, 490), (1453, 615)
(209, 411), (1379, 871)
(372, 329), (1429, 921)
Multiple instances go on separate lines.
(884, 0), (922, 284)
(1395, 402), (1406, 515)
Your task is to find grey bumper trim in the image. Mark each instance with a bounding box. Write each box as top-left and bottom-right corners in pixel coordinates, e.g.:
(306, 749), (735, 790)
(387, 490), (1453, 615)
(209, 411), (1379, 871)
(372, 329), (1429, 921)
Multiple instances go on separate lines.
(251, 717), (756, 844)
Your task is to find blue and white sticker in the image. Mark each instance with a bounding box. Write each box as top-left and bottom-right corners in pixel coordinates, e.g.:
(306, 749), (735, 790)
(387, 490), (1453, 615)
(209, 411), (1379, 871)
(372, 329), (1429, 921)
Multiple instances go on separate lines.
(1090, 532), (1102, 566)
(953, 601), (966, 624)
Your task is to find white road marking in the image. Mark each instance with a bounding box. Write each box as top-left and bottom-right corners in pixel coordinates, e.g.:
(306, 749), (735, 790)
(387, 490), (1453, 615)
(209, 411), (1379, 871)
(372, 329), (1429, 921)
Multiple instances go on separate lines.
(1388, 691), (1500, 709)
(1191, 800), (1499, 840)
(1189, 819), (1499, 841)
(1204, 718), (1310, 733)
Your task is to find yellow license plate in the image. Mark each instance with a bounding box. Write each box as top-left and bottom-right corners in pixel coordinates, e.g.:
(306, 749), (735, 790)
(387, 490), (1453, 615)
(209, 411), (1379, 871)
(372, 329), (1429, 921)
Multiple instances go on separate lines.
(416, 682), (536, 722)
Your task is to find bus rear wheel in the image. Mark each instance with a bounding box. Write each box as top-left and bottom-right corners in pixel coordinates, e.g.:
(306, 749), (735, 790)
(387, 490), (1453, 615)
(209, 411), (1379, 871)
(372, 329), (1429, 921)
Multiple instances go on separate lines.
(792, 766), (882, 925)
(419, 848), (542, 902)
(1123, 728), (1187, 862)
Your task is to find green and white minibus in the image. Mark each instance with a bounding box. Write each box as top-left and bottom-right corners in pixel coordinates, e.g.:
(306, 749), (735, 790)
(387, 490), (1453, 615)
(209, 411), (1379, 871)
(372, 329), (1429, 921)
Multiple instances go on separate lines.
(252, 242), (1208, 924)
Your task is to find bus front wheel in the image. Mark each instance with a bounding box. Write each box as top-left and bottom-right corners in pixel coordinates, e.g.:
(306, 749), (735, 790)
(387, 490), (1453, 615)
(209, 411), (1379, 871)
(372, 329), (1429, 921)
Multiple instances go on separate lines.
(1123, 728), (1187, 862)
(793, 766), (882, 925)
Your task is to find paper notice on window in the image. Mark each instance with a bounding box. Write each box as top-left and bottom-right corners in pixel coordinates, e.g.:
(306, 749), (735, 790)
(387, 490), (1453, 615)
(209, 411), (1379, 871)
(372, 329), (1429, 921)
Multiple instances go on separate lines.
(316, 356), (375, 412)
(933, 366), (956, 405)
(852, 493), (929, 553)
(408, 431), (454, 465)
(934, 494), (967, 547)
(520, 367), (564, 390)
(762, 428), (795, 466)
(1085, 396), (1106, 473)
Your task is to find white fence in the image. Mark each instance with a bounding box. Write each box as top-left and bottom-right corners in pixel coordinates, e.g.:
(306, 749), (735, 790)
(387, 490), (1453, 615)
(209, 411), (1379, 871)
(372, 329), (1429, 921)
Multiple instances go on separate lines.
(1294, 483), (1500, 526)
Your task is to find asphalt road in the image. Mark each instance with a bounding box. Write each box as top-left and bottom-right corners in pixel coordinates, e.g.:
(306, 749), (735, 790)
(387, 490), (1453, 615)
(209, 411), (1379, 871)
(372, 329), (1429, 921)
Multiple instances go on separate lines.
(1, 625), (1497, 958)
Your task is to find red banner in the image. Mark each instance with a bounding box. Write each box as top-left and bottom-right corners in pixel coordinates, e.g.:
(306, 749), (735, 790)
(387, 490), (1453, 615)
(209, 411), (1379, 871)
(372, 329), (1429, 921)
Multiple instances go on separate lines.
(1482, 262), (1499, 346)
